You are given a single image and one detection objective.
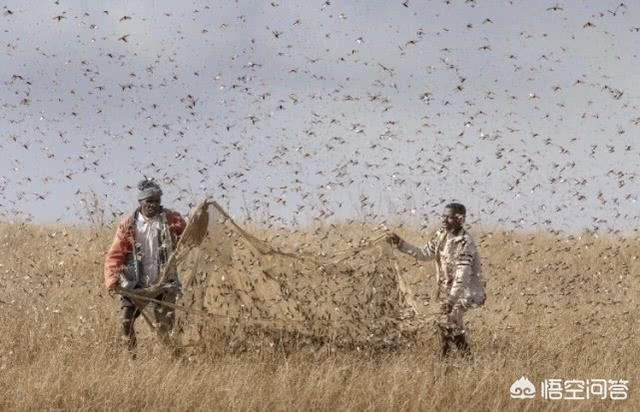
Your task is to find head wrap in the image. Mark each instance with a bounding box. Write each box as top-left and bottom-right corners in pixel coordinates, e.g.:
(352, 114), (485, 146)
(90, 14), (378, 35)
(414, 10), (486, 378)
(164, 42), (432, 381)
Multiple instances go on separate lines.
(137, 179), (163, 201)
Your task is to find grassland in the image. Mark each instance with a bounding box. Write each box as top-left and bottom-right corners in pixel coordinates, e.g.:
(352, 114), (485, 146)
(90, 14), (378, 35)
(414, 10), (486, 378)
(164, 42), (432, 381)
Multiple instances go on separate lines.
(0, 222), (638, 411)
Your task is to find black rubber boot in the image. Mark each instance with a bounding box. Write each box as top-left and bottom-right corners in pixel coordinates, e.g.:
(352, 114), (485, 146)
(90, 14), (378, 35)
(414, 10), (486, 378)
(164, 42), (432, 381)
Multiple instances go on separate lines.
(439, 329), (452, 357)
(453, 334), (471, 356)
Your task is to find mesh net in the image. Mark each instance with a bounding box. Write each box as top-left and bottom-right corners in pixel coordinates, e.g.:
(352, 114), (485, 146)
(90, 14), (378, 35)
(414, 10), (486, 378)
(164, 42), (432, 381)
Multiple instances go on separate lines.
(171, 200), (433, 352)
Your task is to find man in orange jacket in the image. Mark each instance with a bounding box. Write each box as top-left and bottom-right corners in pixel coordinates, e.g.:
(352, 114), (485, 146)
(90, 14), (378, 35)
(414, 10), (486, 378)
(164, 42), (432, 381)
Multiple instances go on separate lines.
(104, 179), (186, 351)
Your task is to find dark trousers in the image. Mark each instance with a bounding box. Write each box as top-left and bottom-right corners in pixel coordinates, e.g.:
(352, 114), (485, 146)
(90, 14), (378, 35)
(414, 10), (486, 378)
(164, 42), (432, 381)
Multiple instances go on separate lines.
(120, 290), (179, 350)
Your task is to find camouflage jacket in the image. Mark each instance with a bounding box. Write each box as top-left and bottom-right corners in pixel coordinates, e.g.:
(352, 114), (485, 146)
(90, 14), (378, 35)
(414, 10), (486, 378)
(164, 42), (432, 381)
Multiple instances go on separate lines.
(397, 228), (485, 307)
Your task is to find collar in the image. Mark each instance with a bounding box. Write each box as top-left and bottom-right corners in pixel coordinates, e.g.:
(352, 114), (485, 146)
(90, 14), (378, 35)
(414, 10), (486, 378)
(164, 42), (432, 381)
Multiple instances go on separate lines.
(138, 211), (162, 224)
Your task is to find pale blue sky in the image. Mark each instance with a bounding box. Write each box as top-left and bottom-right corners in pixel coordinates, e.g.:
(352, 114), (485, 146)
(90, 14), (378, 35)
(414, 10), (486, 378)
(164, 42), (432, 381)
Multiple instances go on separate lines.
(1, 0), (639, 233)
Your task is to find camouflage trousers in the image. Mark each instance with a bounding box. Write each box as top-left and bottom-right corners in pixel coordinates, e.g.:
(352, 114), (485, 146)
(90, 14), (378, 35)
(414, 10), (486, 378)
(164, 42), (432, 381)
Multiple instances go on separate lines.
(442, 302), (466, 336)
(437, 300), (469, 356)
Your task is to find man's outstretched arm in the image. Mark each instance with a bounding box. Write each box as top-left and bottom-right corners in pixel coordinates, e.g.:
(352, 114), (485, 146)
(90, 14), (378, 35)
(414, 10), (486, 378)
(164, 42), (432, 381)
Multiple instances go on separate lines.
(387, 232), (439, 261)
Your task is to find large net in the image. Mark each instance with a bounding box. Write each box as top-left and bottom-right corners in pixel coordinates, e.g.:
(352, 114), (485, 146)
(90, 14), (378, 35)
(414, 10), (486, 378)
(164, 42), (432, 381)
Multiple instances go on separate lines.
(159, 200), (434, 352)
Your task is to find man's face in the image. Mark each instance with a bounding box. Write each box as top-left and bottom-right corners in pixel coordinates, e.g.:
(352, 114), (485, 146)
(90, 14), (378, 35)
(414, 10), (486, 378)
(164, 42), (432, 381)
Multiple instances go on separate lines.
(442, 207), (463, 232)
(139, 196), (161, 218)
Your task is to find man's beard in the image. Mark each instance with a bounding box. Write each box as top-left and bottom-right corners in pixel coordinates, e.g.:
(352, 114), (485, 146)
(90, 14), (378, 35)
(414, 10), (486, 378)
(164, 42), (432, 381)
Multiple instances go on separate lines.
(444, 222), (461, 232)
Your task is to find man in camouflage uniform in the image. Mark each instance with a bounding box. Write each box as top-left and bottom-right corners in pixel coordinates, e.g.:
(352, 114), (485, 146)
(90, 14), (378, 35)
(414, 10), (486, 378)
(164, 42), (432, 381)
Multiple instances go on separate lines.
(387, 203), (485, 357)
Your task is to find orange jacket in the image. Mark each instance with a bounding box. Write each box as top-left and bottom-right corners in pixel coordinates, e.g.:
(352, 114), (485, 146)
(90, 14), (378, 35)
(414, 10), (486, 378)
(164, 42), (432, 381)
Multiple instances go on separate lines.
(104, 208), (186, 289)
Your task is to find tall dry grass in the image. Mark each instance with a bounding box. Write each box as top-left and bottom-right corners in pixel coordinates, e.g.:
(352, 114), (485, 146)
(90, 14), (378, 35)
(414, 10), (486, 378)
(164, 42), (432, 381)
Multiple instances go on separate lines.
(0, 222), (638, 411)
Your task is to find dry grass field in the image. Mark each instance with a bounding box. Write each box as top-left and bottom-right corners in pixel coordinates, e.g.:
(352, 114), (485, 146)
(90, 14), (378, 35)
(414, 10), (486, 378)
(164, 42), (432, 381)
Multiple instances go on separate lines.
(0, 221), (638, 411)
